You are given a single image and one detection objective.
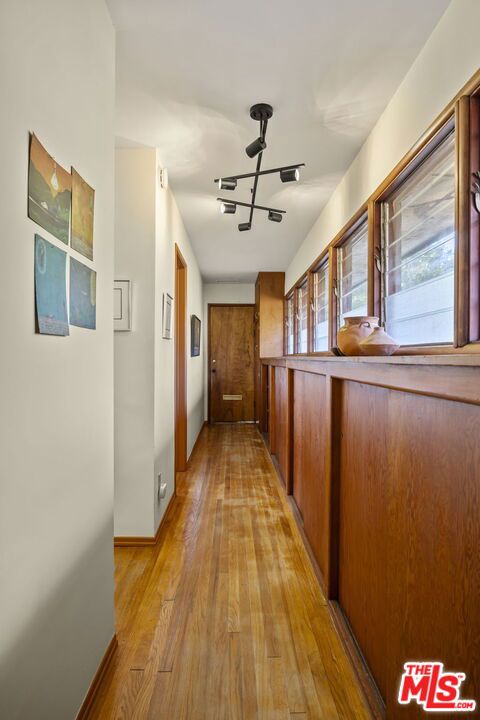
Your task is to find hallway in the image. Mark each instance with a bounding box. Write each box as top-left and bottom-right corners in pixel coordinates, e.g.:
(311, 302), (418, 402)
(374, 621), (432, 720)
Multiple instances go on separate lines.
(89, 425), (371, 719)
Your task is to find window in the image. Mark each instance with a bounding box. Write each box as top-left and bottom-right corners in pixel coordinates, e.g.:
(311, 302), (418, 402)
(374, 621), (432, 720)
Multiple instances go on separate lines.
(337, 220), (368, 328)
(296, 281), (308, 353)
(381, 130), (455, 345)
(286, 294), (294, 354)
(313, 260), (329, 351)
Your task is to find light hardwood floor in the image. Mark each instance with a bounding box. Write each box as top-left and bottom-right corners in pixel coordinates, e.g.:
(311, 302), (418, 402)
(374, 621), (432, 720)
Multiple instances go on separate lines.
(89, 424), (371, 719)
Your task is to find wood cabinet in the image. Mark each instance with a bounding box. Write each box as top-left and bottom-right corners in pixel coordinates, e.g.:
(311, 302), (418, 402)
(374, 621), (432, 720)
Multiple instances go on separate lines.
(254, 272), (285, 424)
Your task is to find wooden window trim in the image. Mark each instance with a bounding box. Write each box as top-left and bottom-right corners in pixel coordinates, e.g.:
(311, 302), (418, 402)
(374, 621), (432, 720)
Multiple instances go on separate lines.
(284, 68), (480, 359)
(294, 275), (309, 354)
(333, 210), (369, 350)
(310, 250), (331, 354)
(373, 115), (456, 349)
(284, 292), (294, 355)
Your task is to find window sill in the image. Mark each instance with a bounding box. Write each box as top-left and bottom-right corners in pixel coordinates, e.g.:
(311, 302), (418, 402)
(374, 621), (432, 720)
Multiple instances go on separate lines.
(265, 352), (480, 367)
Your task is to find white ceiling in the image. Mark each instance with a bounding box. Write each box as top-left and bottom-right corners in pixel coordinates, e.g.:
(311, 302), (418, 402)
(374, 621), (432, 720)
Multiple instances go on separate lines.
(107, 0), (450, 282)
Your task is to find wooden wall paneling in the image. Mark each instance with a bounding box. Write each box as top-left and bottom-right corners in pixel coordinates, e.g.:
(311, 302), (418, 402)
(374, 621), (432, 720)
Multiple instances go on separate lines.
(257, 272), (285, 358)
(292, 370), (329, 579)
(268, 355), (480, 407)
(337, 382), (389, 701)
(254, 273), (284, 429)
(254, 280), (260, 421)
(324, 375), (341, 600)
(259, 363), (269, 433)
(385, 391), (480, 718)
(268, 365), (276, 454)
(260, 359), (480, 719)
(286, 368), (294, 494)
(292, 371), (305, 517)
(273, 365), (289, 486)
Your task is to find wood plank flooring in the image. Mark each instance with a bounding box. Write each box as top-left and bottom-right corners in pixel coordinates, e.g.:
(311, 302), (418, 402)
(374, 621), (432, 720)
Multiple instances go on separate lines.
(88, 424), (371, 719)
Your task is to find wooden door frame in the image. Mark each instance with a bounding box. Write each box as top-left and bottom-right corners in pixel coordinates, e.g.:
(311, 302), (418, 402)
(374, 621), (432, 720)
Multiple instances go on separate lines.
(175, 245), (187, 479)
(207, 303), (255, 424)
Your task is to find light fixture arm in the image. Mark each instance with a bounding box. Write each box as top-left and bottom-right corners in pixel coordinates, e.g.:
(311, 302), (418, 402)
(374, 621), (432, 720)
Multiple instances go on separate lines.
(249, 126), (266, 226)
(217, 197), (286, 214)
(214, 163), (305, 184)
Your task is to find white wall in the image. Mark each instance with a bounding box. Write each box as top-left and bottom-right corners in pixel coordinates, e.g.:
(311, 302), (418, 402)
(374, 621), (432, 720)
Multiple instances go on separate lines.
(203, 283), (255, 419)
(114, 149), (156, 536)
(0, 1), (115, 719)
(154, 161), (204, 532)
(115, 148), (204, 538)
(286, 0), (480, 290)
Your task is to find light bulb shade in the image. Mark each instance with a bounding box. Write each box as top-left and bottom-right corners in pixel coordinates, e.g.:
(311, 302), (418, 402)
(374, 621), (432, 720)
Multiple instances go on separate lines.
(280, 167), (300, 183)
(238, 222), (251, 231)
(268, 211), (283, 223)
(220, 202), (236, 214)
(217, 178), (237, 191)
(245, 136), (266, 158)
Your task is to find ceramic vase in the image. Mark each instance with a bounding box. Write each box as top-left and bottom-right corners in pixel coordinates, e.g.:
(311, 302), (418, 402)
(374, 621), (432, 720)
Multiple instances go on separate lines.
(359, 326), (400, 356)
(337, 316), (379, 356)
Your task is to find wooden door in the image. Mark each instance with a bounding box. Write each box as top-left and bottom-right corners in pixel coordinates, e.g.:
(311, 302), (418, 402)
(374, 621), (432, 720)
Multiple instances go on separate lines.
(209, 304), (255, 423)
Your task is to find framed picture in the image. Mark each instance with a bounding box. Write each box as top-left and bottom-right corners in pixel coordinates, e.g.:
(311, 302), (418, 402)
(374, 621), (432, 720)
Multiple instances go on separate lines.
(163, 292), (173, 339)
(191, 315), (201, 356)
(114, 280), (131, 331)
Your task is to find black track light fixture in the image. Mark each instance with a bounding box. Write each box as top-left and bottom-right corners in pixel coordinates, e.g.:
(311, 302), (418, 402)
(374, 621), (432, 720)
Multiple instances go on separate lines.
(214, 103), (305, 231)
(217, 178), (237, 191)
(220, 202), (236, 214)
(245, 136), (266, 159)
(268, 210), (283, 223)
(280, 167), (300, 183)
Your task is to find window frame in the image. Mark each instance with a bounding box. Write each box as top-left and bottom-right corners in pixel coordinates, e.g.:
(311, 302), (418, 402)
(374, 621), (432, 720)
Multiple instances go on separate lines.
(310, 251), (330, 353)
(294, 274), (309, 354)
(373, 117), (457, 349)
(284, 292), (295, 355)
(331, 208), (370, 350)
(283, 70), (480, 358)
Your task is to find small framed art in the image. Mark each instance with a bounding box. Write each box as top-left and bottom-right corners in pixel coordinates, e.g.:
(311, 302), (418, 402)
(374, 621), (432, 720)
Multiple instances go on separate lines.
(191, 315), (201, 356)
(163, 292), (173, 339)
(114, 280), (131, 331)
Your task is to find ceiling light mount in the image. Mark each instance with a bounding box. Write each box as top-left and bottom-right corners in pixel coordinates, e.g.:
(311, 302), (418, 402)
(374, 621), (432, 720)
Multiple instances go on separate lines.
(214, 102), (305, 231)
(249, 103), (273, 122)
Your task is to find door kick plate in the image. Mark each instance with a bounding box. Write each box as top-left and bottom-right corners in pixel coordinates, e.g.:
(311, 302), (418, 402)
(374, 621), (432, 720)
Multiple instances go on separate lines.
(223, 394), (243, 401)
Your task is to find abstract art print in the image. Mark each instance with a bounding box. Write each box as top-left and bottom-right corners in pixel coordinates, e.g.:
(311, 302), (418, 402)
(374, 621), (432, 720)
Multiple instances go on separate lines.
(70, 258), (96, 329)
(71, 167), (94, 259)
(28, 134), (71, 244)
(34, 234), (69, 336)
(191, 315), (201, 356)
